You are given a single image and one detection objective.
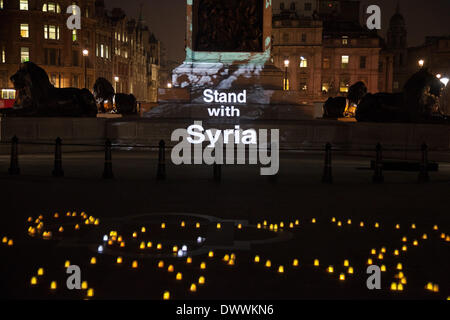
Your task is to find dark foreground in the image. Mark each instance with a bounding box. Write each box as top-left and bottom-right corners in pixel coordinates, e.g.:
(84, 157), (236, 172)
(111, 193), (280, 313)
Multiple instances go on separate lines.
(0, 152), (449, 300)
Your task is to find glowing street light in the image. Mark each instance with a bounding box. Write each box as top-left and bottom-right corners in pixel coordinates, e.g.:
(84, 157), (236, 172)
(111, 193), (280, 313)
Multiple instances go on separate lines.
(167, 82), (172, 89)
(418, 59), (425, 67)
(284, 59), (290, 90)
(82, 49), (89, 89)
(114, 76), (119, 93)
(440, 77), (449, 87)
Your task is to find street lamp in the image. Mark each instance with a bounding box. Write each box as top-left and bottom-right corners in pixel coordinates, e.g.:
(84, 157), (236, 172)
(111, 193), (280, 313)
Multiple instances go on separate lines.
(82, 49), (89, 89)
(167, 82), (172, 89)
(440, 77), (449, 87)
(114, 76), (119, 92)
(284, 59), (290, 91)
(436, 74), (442, 79)
(418, 59), (425, 68)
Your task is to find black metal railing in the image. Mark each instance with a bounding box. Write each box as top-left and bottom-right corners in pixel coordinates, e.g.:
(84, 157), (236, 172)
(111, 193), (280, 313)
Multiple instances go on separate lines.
(0, 135), (442, 184)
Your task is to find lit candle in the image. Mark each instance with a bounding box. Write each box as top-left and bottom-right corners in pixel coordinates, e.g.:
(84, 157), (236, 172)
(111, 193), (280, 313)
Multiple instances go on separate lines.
(198, 276), (205, 285)
(90, 257), (97, 265)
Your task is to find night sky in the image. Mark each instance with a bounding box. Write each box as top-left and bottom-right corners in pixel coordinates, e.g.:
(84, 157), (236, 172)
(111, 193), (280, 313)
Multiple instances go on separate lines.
(105, 0), (450, 63)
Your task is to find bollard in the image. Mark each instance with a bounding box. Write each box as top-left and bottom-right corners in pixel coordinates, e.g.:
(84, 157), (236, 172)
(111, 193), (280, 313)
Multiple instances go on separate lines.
(418, 143), (430, 183)
(157, 140), (166, 180)
(322, 143), (333, 184)
(52, 137), (64, 177)
(8, 135), (20, 175)
(213, 163), (222, 182)
(102, 139), (114, 179)
(373, 143), (384, 183)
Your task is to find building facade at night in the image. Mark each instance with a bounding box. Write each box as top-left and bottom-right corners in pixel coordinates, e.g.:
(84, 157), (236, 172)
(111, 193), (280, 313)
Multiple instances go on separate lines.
(0, 0), (160, 103)
(271, 0), (390, 103)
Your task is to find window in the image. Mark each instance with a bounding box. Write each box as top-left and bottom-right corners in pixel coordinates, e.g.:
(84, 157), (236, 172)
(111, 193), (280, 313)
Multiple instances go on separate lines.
(2, 89), (16, 100)
(43, 3), (62, 13)
(1, 46), (5, 63)
(20, 0), (28, 10)
(299, 81), (308, 92)
(44, 25), (60, 40)
(340, 78), (350, 93)
(322, 82), (330, 93)
(341, 55), (349, 69)
(360, 56), (367, 69)
(299, 56), (308, 68)
(72, 50), (79, 66)
(282, 33), (289, 43)
(301, 33), (307, 42)
(0, 0), (3, 10)
(20, 24), (29, 38)
(305, 3), (312, 11)
(72, 75), (79, 88)
(100, 44), (104, 58)
(45, 48), (60, 65)
(72, 30), (77, 42)
(342, 36), (349, 45)
(20, 47), (29, 62)
(323, 57), (330, 69)
(393, 81), (399, 89)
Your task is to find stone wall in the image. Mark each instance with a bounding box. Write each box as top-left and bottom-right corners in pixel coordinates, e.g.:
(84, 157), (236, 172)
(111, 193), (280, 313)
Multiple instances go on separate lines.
(1, 116), (449, 162)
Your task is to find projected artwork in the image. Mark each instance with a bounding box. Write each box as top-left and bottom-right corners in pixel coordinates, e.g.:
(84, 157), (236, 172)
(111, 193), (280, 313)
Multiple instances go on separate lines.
(194, 0), (263, 52)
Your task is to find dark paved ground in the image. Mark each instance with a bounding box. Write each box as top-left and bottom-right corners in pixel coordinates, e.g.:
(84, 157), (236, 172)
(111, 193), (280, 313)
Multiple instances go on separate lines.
(0, 151), (449, 300)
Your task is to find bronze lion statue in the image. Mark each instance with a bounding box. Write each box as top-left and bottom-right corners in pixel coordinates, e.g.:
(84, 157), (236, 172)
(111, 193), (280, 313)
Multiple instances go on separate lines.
(93, 77), (137, 115)
(356, 68), (447, 123)
(1, 62), (97, 117)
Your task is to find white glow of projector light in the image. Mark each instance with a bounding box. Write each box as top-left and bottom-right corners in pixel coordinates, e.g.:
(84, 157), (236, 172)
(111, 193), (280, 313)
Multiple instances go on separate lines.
(97, 245), (104, 253)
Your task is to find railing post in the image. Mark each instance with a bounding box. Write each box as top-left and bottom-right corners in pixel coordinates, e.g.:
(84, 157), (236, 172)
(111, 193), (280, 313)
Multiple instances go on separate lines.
(102, 139), (114, 179)
(157, 140), (166, 180)
(52, 137), (64, 177)
(418, 143), (430, 183)
(213, 163), (221, 182)
(373, 143), (384, 184)
(322, 143), (333, 184)
(8, 135), (20, 175)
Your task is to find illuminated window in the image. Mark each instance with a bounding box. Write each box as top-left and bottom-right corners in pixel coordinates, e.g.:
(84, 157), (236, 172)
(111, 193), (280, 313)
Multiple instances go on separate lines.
(20, 24), (29, 38)
(340, 78), (350, 93)
(20, 0), (28, 10)
(341, 55), (349, 69)
(342, 36), (349, 45)
(2, 89), (16, 99)
(43, 3), (62, 13)
(0, 0), (3, 10)
(323, 57), (330, 69)
(283, 79), (290, 91)
(20, 47), (30, 63)
(72, 29), (77, 42)
(1, 46), (5, 63)
(300, 81), (308, 92)
(44, 25), (60, 40)
(100, 44), (104, 58)
(299, 56), (308, 68)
